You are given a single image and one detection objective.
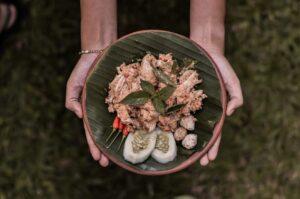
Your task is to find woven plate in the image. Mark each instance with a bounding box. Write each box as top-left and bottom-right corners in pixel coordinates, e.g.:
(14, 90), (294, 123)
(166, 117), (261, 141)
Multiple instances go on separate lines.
(82, 30), (227, 175)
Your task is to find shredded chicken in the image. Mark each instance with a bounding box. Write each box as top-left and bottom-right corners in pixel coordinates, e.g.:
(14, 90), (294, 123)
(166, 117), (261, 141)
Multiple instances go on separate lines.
(105, 53), (207, 133)
(158, 114), (180, 132)
(140, 54), (157, 84)
(139, 101), (159, 132)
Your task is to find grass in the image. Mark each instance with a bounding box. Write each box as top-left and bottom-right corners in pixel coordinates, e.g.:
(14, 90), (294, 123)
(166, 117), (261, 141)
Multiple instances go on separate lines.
(0, 0), (299, 198)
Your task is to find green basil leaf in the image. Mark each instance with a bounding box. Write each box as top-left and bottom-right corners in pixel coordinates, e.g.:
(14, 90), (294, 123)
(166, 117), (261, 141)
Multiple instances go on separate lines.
(121, 91), (150, 105)
(152, 67), (176, 87)
(141, 80), (155, 95)
(152, 97), (165, 114)
(165, 104), (186, 114)
(155, 85), (175, 101)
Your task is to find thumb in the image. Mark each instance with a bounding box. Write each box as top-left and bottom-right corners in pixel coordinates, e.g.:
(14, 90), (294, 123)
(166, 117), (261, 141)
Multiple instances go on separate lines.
(65, 83), (83, 118)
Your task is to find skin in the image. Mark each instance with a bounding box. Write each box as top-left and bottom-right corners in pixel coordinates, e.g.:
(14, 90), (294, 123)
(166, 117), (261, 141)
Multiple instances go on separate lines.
(66, 0), (243, 167)
(0, 4), (17, 32)
(66, 0), (117, 167)
(190, 0), (243, 165)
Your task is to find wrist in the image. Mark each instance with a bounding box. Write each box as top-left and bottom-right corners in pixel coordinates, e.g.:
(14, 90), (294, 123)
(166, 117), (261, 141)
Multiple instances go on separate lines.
(80, 0), (117, 50)
(79, 53), (99, 63)
(81, 30), (117, 50)
(190, 23), (225, 55)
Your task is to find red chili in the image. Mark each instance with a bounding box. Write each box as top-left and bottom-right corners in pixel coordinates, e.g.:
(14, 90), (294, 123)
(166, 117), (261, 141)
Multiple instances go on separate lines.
(118, 122), (125, 132)
(117, 125), (129, 151)
(122, 126), (129, 136)
(105, 116), (120, 143)
(113, 117), (120, 129)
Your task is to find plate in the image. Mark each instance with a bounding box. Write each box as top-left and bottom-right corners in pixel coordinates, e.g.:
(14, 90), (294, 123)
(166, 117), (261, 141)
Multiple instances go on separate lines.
(82, 30), (227, 175)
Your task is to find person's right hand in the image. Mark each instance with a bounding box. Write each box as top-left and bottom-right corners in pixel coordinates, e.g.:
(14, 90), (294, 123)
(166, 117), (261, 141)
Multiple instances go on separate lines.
(65, 54), (109, 167)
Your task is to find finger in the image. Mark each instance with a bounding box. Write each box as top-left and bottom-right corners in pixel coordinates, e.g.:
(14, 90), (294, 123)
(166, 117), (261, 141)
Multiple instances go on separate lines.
(99, 154), (109, 167)
(65, 82), (83, 118)
(225, 79), (243, 116)
(200, 154), (209, 166)
(208, 135), (221, 161)
(83, 122), (101, 161)
(8, 5), (17, 28)
(227, 96), (243, 116)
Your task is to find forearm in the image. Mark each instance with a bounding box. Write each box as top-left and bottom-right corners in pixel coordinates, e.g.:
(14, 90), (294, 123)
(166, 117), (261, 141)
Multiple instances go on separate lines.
(80, 0), (117, 50)
(190, 0), (225, 54)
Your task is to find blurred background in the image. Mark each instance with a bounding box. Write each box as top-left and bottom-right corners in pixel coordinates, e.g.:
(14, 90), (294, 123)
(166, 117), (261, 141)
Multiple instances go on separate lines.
(0, 0), (299, 198)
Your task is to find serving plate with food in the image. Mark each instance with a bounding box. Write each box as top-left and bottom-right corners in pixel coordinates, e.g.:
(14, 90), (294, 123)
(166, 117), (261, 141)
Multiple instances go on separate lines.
(82, 30), (227, 175)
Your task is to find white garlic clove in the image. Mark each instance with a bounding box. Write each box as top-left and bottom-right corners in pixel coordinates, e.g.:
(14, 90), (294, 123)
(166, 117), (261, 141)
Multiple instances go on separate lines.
(180, 115), (196, 131)
(182, 134), (197, 149)
(174, 127), (187, 141)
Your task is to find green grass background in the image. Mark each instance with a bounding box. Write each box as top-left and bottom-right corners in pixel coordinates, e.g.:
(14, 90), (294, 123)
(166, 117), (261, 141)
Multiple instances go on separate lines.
(0, 0), (299, 198)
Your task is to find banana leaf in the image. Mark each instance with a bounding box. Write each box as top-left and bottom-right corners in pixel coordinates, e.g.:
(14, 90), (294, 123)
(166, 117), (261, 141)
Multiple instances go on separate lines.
(84, 30), (224, 173)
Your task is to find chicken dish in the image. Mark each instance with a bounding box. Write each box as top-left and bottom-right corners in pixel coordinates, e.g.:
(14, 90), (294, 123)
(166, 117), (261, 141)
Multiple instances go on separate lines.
(105, 53), (207, 135)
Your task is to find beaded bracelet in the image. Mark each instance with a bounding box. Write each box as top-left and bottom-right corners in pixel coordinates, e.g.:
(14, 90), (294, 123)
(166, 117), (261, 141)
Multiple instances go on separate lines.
(78, 49), (104, 55)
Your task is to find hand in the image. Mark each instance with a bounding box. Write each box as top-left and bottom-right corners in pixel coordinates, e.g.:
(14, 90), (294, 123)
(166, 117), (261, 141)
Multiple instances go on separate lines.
(199, 51), (243, 166)
(65, 54), (109, 167)
(189, 0), (243, 166)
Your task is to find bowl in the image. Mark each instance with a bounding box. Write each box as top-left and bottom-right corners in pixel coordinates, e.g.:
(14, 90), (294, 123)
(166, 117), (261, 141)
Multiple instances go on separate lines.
(82, 30), (227, 175)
